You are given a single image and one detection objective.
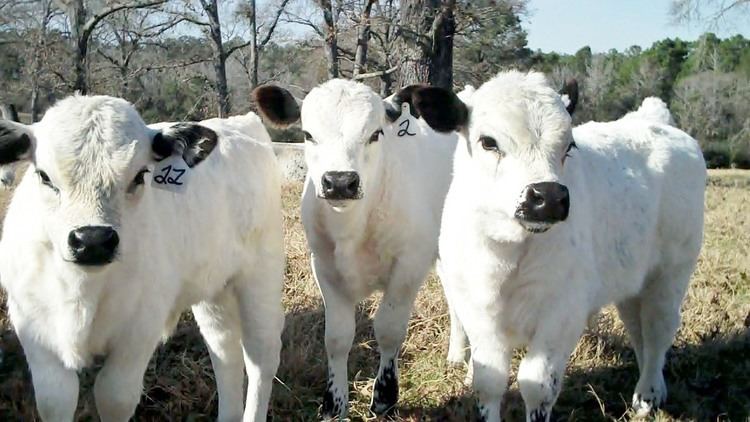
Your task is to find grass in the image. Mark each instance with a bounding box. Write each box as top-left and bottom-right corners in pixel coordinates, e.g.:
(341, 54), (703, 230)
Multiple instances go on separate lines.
(0, 169), (748, 421)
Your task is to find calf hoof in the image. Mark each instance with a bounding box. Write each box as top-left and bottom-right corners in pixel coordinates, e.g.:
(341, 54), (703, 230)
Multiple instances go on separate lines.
(528, 408), (550, 422)
(370, 362), (398, 416)
(631, 381), (666, 417)
(321, 380), (347, 420)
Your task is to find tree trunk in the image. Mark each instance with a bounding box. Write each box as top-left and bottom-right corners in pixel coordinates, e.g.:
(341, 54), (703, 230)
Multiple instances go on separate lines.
(249, 0), (259, 89)
(396, 0), (455, 89)
(69, 0), (89, 93)
(352, 0), (375, 78)
(31, 1), (53, 121)
(204, 0), (230, 117)
(321, 0), (338, 79)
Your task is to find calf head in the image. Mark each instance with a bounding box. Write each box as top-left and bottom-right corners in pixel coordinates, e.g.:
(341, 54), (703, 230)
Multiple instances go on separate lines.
(0, 95), (217, 268)
(404, 71), (576, 235)
(254, 80), (422, 212)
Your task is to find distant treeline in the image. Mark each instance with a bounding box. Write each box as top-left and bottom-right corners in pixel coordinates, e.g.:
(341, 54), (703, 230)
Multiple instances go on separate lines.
(0, 3), (747, 168)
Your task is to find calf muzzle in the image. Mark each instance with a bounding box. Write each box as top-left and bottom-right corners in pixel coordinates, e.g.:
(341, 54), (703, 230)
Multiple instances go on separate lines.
(68, 226), (119, 266)
(321, 171), (361, 200)
(515, 182), (570, 225)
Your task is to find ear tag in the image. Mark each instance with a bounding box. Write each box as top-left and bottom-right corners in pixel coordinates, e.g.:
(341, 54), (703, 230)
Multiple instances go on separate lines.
(151, 155), (191, 193)
(396, 102), (417, 138)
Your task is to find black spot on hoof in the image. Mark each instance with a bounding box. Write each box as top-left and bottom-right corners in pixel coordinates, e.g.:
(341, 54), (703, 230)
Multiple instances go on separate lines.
(530, 408), (548, 422)
(322, 380), (345, 419)
(370, 360), (399, 415)
(476, 403), (489, 422)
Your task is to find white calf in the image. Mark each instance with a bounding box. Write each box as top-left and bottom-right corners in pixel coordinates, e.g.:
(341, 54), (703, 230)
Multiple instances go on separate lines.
(0, 95), (284, 421)
(404, 71), (705, 421)
(254, 79), (462, 418)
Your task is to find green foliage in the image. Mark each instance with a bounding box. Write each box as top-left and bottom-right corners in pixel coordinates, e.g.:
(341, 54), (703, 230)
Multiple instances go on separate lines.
(532, 34), (750, 168)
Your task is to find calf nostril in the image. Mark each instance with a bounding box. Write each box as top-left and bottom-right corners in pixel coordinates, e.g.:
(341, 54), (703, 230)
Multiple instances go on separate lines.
(68, 231), (84, 250)
(529, 188), (545, 207)
(347, 179), (359, 193)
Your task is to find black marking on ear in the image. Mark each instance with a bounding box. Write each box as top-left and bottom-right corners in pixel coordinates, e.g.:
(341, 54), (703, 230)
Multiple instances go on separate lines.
(252, 85), (301, 127)
(560, 78), (579, 115)
(0, 121), (33, 165)
(153, 123), (218, 168)
(386, 84), (428, 122)
(412, 87), (469, 133)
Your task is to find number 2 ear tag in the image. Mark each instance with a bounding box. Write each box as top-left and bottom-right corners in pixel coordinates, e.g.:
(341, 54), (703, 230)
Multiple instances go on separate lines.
(396, 102), (417, 138)
(151, 155), (191, 193)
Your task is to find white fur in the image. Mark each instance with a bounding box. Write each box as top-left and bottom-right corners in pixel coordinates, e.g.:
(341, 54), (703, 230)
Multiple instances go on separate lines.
(434, 71), (705, 421)
(0, 95), (284, 421)
(297, 79), (461, 417)
(622, 96), (676, 126)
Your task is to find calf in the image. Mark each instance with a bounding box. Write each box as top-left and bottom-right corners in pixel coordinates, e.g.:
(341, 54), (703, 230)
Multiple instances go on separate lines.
(0, 95), (285, 421)
(404, 71), (706, 421)
(254, 79), (464, 418)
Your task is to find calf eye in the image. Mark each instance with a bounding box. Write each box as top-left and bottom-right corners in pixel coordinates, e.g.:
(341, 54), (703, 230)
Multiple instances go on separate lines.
(128, 167), (149, 193)
(563, 141), (577, 164)
(36, 170), (58, 192)
(302, 131), (317, 144)
(479, 136), (499, 151)
(369, 129), (384, 144)
(133, 168), (149, 185)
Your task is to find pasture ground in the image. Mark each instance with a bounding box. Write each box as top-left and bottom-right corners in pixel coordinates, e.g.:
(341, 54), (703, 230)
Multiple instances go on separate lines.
(0, 170), (748, 421)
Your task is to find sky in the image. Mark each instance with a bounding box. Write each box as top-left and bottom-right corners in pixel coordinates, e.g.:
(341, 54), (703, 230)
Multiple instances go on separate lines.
(523, 0), (750, 54)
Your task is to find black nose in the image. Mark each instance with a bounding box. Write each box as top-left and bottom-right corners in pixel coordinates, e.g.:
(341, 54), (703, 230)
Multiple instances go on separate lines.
(321, 171), (361, 200)
(515, 182), (570, 224)
(68, 226), (119, 266)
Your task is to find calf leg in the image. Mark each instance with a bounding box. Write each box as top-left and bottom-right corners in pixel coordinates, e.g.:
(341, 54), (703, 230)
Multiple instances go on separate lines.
(233, 256), (285, 421)
(94, 329), (162, 422)
(20, 338), (79, 421)
(313, 254), (356, 420)
(193, 287), (244, 421)
(616, 296), (644, 369)
(468, 330), (511, 422)
(518, 313), (585, 422)
(369, 276), (422, 415)
(631, 264), (692, 416)
(437, 259), (470, 365)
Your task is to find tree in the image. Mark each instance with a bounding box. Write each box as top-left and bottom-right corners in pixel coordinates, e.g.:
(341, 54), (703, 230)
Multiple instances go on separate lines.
(396, 0), (456, 88)
(671, 0), (750, 27)
(53, 0), (167, 94)
(454, 1), (530, 87)
(237, 0), (292, 90)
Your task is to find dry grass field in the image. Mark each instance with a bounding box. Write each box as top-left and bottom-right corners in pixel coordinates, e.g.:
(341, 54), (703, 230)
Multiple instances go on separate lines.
(0, 170), (748, 421)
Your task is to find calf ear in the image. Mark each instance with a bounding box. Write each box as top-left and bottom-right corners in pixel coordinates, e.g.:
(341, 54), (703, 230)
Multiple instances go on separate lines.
(410, 87), (469, 133)
(385, 84), (427, 122)
(252, 85), (301, 127)
(0, 120), (35, 165)
(560, 78), (578, 115)
(152, 123), (218, 168)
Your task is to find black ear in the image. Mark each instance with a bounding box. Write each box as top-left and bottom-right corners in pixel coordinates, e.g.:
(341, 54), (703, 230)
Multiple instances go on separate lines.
(560, 78), (578, 115)
(152, 123), (218, 168)
(0, 120), (34, 165)
(386, 84), (428, 122)
(252, 85), (301, 127)
(409, 87), (469, 133)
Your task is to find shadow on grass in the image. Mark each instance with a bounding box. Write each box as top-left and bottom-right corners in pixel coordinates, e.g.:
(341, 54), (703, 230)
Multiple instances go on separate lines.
(395, 329), (750, 422)
(1, 306), (748, 421)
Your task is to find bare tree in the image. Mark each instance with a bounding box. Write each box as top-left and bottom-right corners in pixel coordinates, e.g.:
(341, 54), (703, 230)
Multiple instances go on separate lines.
(30, 1), (59, 121)
(671, 0), (750, 27)
(237, 0), (292, 90)
(96, 8), (187, 100)
(53, 0), (167, 94)
(352, 0), (376, 77)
